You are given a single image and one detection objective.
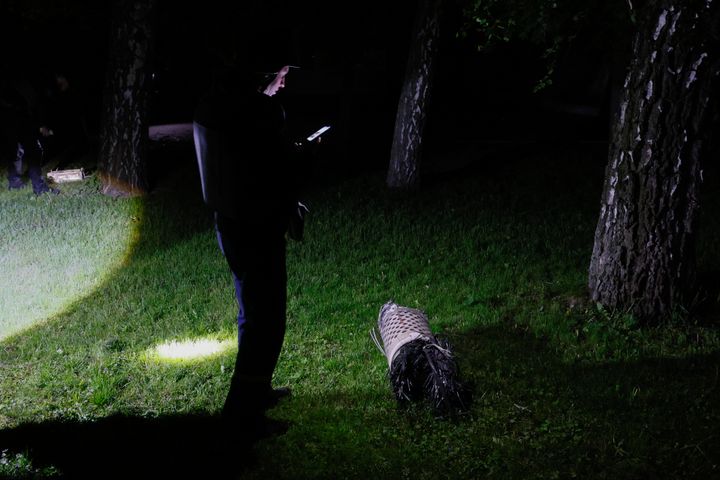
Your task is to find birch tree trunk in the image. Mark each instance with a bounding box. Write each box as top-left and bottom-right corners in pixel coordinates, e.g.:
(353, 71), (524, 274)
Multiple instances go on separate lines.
(589, 0), (720, 322)
(386, 0), (442, 189)
(98, 0), (156, 197)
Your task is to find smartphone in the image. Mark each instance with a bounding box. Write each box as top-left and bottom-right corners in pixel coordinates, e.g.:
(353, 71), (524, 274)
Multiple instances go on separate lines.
(306, 125), (331, 142)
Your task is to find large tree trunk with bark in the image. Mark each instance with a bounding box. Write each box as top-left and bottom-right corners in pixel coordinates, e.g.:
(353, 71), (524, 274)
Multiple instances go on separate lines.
(589, 0), (720, 322)
(98, 0), (156, 197)
(386, 0), (442, 189)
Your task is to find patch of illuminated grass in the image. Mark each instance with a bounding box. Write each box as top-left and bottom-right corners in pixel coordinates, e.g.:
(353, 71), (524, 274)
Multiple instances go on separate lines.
(147, 336), (235, 362)
(0, 177), (141, 340)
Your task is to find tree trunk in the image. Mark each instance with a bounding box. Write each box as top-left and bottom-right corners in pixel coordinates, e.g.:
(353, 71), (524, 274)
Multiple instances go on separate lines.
(98, 0), (156, 197)
(386, 0), (442, 189)
(589, 0), (720, 322)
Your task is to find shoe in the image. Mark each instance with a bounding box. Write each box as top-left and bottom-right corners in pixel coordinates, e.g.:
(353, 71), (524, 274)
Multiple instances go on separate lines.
(263, 386), (292, 409)
(8, 176), (25, 190)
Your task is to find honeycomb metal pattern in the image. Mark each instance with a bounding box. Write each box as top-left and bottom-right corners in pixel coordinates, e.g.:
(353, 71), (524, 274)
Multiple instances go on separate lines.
(378, 302), (433, 364)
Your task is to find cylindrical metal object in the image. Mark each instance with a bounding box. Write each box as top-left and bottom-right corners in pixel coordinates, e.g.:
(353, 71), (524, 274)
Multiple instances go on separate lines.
(377, 301), (433, 366)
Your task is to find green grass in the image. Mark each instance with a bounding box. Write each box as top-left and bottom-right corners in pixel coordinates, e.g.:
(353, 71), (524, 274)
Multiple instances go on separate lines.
(0, 176), (142, 340)
(1, 148), (719, 479)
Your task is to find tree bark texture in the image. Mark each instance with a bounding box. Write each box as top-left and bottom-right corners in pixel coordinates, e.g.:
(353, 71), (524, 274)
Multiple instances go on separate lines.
(98, 0), (156, 197)
(589, 0), (720, 322)
(386, 0), (442, 189)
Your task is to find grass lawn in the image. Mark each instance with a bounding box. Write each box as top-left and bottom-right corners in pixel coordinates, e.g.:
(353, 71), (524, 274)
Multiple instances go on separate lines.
(1, 143), (719, 479)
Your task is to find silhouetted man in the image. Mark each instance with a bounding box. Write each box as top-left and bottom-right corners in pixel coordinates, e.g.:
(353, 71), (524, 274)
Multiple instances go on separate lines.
(193, 64), (301, 442)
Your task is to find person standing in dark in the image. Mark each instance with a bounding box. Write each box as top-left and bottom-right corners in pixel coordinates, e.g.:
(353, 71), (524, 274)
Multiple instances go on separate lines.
(46, 71), (90, 170)
(0, 71), (55, 194)
(194, 63), (308, 442)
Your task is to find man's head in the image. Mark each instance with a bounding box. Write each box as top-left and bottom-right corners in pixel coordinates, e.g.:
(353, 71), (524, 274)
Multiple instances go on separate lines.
(262, 65), (291, 97)
(55, 74), (70, 93)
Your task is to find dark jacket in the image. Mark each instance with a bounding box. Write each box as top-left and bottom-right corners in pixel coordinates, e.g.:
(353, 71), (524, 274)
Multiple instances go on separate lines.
(193, 69), (299, 236)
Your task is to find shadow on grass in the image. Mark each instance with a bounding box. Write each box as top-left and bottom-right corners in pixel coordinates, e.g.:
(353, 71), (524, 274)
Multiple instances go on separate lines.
(137, 144), (215, 255)
(0, 413), (253, 480)
(447, 325), (720, 479)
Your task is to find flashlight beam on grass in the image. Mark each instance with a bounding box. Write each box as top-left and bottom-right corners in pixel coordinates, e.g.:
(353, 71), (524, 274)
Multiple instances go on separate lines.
(154, 338), (234, 361)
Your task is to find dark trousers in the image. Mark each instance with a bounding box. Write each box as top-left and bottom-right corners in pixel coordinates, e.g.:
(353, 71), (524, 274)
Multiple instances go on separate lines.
(1, 113), (44, 187)
(215, 214), (287, 417)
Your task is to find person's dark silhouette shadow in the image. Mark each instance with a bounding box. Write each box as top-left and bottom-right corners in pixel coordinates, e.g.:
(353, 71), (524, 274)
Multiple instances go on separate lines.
(0, 413), (256, 479)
